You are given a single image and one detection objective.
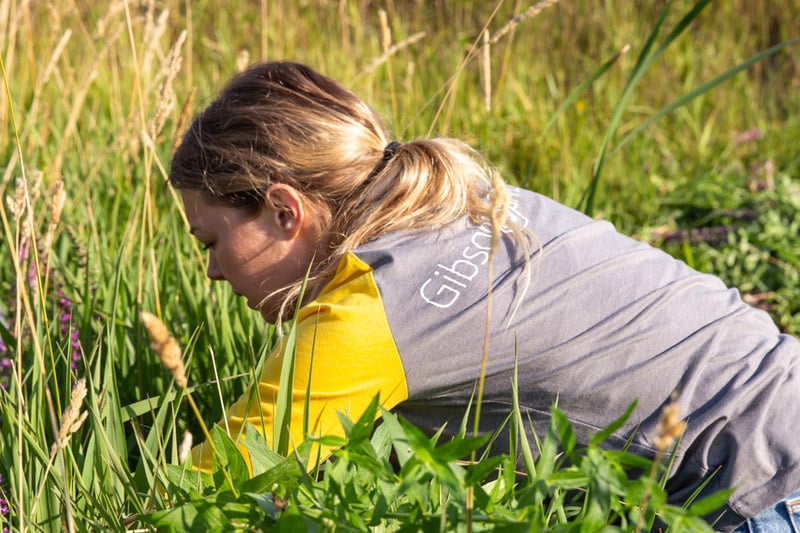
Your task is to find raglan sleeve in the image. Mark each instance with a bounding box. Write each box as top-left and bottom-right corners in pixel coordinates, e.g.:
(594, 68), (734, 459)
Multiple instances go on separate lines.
(191, 252), (409, 473)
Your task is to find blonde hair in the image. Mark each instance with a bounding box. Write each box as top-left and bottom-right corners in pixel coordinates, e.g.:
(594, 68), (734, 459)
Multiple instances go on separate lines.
(170, 61), (525, 321)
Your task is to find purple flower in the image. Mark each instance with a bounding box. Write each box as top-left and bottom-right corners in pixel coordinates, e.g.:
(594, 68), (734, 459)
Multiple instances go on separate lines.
(734, 127), (763, 144)
(0, 472), (7, 516)
(0, 471), (7, 519)
(54, 289), (81, 372)
(0, 358), (11, 390)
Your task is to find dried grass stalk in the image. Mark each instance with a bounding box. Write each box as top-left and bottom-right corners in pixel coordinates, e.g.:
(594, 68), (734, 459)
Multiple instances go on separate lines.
(489, 172), (510, 255)
(361, 32), (426, 75)
(481, 29), (491, 111)
(491, 0), (560, 45)
(378, 9), (392, 53)
(150, 30), (187, 140)
(171, 86), (196, 153)
(141, 3), (169, 77)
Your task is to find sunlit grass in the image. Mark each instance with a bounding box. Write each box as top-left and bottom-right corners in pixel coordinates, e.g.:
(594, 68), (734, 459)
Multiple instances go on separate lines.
(0, 0), (798, 530)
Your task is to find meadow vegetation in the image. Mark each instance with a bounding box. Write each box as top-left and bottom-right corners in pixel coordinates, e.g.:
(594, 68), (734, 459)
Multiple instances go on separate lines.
(0, 0), (798, 530)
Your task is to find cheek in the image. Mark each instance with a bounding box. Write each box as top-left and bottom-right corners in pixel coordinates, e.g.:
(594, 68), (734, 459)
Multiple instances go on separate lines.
(226, 238), (275, 281)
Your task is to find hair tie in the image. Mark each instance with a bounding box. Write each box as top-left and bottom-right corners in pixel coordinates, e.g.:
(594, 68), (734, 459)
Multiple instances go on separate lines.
(382, 141), (401, 160)
(364, 141), (402, 183)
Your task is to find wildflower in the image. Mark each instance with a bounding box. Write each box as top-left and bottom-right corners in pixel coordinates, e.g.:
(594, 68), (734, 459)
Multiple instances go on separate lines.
(141, 312), (187, 388)
(1, 471), (9, 524)
(55, 288), (82, 371)
(734, 127), (763, 144)
(52, 378), (89, 452)
(0, 358), (11, 390)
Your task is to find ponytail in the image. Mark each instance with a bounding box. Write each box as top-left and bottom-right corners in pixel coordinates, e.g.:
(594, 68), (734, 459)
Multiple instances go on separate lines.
(170, 61), (530, 322)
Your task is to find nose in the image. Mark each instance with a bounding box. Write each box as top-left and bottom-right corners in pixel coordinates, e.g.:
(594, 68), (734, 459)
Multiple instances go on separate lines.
(206, 253), (224, 281)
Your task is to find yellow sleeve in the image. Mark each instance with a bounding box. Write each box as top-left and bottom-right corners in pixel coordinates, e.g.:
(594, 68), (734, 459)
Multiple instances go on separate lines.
(191, 252), (409, 472)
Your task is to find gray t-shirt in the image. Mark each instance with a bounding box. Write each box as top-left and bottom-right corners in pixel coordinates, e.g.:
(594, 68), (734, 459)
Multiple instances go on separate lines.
(354, 186), (800, 531)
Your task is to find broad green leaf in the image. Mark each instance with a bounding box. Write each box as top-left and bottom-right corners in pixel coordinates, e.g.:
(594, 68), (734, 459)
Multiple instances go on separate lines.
(379, 407), (414, 466)
(244, 423), (285, 477)
(211, 426), (249, 491)
(688, 488), (735, 517)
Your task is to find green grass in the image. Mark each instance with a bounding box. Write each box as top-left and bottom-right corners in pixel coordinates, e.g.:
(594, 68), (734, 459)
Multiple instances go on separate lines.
(0, 0), (798, 530)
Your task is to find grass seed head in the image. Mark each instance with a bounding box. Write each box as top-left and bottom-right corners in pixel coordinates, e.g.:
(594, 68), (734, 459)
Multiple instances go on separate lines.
(378, 9), (392, 52)
(141, 311), (187, 388)
(654, 393), (687, 452)
(149, 30), (187, 139)
(178, 430), (193, 463)
(43, 179), (66, 255)
(236, 49), (250, 72)
(53, 378), (89, 452)
(6, 178), (26, 220)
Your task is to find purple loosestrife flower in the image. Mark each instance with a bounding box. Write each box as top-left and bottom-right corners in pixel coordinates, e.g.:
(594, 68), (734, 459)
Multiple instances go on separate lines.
(734, 127), (763, 144)
(55, 288), (82, 371)
(11, 238), (84, 373)
(0, 471), (8, 525)
(0, 357), (11, 390)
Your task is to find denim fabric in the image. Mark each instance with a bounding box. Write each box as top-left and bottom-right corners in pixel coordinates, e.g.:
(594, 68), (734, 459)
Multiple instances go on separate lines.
(732, 490), (800, 533)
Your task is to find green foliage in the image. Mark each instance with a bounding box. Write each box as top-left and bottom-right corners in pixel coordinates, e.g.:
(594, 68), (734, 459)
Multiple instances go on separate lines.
(654, 170), (800, 334)
(140, 398), (725, 532)
(0, 0), (797, 531)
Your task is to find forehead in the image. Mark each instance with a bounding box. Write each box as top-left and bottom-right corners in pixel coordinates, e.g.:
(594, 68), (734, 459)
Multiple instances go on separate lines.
(181, 189), (260, 237)
(180, 190), (228, 233)
(180, 190), (210, 221)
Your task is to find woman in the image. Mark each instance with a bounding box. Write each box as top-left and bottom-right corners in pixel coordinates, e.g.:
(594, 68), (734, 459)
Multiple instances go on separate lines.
(169, 61), (800, 532)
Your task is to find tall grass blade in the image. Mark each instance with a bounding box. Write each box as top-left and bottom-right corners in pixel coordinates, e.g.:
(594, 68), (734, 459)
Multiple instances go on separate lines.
(580, 0), (713, 216)
(511, 348), (536, 480)
(542, 44), (631, 135)
(614, 37), (800, 153)
(272, 265), (311, 456)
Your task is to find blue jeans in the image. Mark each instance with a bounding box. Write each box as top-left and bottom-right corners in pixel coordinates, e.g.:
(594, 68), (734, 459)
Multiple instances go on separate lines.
(733, 490), (800, 533)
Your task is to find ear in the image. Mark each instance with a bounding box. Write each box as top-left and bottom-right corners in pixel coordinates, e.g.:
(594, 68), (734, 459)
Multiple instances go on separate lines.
(263, 184), (306, 238)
